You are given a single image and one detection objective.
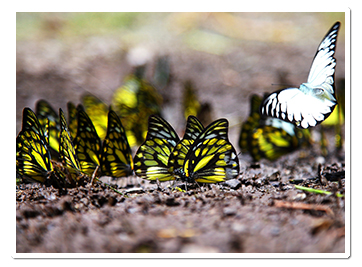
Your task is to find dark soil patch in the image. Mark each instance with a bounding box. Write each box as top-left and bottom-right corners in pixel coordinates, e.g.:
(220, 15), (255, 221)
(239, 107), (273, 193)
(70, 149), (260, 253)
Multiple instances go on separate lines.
(16, 144), (345, 253)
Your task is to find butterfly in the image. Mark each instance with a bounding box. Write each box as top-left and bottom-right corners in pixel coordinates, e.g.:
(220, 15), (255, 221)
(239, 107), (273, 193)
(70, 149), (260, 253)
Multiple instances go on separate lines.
(240, 94), (311, 161)
(260, 22), (341, 129)
(35, 99), (61, 157)
(133, 115), (180, 182)
(101, 110), (134, 178)
(112, 72), (163, 147)
(183, 80), (213, 126)
(16, 107), (54, 184)
(168, 115), (205, 178)
(82, 94), (109, 140)
(59, 108), (84, 184)
(67, 101), (78, 139)
(73, 107), (102, 177)
(175, 118), (240, 183)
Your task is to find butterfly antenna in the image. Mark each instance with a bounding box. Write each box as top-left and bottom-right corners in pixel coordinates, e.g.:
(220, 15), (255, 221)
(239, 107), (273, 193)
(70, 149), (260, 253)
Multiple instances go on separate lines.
(271, 83), (298, 88)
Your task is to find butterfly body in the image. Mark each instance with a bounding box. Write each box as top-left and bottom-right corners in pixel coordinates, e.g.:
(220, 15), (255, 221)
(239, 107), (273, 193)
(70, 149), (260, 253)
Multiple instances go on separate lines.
(260, 22), (340, 129)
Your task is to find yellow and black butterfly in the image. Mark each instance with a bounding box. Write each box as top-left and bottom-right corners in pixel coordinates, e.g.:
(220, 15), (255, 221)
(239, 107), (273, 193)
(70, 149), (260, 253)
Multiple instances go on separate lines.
(101, 110), (134, 178)
(67, 101), (78, 139)
(168, 115), (204, 178)
(73, 107), (102, 177)
(183, 81), (201, 120)
(16, 107), (54, 184)
(239, 94), (311, 161)
(112, 73), (163, 147)
(182, 80), (213, 126)
(175, 118), (240, 183)
(59, 108), (84, 184)
(35, 99), (60, 157)
(133, 115), (180, 182)
(82, 94), (109, 140)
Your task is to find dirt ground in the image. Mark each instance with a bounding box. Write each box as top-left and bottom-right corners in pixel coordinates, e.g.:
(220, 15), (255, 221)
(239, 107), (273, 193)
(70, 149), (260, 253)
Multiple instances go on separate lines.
(15, 13), (346, 254)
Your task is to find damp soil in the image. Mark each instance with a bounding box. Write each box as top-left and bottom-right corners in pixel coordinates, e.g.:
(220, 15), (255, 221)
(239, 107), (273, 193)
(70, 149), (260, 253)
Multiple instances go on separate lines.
(16, 143), (345, 253)
(16, 19), (346, 253)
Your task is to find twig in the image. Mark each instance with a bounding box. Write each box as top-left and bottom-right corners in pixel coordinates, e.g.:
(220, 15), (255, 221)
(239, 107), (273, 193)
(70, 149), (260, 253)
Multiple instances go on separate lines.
(274, 200), (334, 216)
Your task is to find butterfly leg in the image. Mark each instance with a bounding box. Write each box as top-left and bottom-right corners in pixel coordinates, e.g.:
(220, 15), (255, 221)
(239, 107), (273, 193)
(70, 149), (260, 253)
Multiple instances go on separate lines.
(90, 165), (100, 185)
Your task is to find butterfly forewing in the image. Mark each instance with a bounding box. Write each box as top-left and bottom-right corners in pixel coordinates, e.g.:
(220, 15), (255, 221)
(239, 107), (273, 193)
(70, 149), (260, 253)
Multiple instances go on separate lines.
(35, 100), (61, 154)
(307, 22), (340, 93)
(59, 108), (82, 178)
(134, 115), (180, 181)
(260, 22), (341, 129)
(82, 94), (109, 140)
(73, 108), (102, 176)
(67, 102), (78, 139)
(101, 110), (134, 178)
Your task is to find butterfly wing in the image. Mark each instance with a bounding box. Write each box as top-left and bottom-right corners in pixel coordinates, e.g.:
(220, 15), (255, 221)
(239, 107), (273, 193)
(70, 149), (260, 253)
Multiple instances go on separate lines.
(168, 116), (204, 177)
(306, 22), (340, 94)
(134, 115), (179, 181)
(35, 100), (60, 154)
(67, 101), (78, 139)
(260, 22), (340, 129)
(82, 94), (109, 140)
(73, 108), (102, 176)
(101, 110), (134, 178)
(59, 108), (82, 179)
(182, 118), (239, 183)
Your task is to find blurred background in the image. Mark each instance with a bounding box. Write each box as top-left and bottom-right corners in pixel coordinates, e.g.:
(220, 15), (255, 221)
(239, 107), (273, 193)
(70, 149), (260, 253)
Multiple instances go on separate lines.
(16, 12), (345, 148)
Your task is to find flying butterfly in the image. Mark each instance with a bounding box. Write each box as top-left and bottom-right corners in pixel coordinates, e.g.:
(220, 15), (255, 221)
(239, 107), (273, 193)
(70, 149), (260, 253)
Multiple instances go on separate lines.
(176, 118), (240, 184)
(260, 22), (341, 129)
(16, 107), (54, 184)
(101, 110), (134, 178)
(73, 107), (102, 177)
(133, 115), (180, 182)
(239, 95), (311, 161)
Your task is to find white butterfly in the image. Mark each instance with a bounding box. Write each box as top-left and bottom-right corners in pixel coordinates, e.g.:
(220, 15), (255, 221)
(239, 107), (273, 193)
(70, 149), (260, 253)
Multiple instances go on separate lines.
(260, 22), (340, 129)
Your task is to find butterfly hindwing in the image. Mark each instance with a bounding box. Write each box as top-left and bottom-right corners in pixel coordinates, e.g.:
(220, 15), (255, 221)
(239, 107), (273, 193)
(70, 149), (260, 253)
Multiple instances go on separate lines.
(101, 110), (134, 178)
(134, 115), (180, 181)
(260, 22), (340, 129)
